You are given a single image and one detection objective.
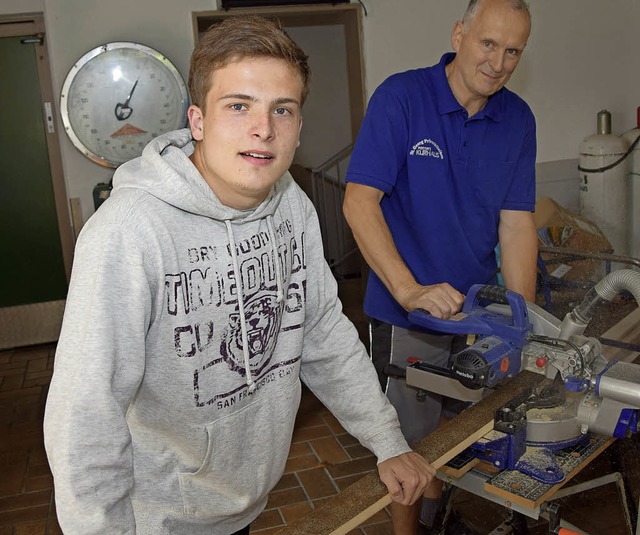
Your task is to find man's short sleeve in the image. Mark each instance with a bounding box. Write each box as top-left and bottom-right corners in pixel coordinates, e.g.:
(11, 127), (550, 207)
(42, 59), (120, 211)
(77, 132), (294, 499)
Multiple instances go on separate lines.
(346, 83), (410, 195)
(502, 106), (537, 212)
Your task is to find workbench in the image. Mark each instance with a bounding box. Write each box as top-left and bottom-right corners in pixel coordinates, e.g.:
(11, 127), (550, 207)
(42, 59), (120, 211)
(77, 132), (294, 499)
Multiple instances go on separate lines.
(439, 434), (634, 534)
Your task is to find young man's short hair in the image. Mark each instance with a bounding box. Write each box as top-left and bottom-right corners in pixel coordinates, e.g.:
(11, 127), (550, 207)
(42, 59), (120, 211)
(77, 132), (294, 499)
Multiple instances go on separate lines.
(189, 15), (311, 112)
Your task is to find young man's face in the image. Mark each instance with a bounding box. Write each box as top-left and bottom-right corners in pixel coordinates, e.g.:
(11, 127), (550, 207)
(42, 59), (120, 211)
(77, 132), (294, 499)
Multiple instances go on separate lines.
(188, 57), (303, 210)
(450, 0), (530, 108)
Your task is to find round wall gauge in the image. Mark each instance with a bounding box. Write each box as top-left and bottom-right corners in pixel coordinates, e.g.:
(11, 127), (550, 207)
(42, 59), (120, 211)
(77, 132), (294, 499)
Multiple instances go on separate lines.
(60, 42), (189, 168)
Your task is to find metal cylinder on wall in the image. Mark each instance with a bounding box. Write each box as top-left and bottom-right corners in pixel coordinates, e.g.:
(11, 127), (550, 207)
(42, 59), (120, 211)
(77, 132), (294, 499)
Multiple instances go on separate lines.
(622, 107), (640, 261)
(579, 110), (629, 256)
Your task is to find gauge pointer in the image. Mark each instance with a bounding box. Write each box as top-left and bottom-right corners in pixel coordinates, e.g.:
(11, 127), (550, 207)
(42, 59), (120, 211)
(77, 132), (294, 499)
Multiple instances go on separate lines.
(115, 79), (139, 121)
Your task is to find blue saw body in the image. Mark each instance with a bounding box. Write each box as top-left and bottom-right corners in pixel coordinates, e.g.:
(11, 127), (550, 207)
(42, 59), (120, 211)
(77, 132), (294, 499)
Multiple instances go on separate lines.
(408, 285), (532, 389)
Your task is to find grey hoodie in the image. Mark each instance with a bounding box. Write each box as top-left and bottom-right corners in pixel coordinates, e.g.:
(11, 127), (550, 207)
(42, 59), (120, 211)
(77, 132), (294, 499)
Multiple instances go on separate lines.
(44, 129), (410, 534)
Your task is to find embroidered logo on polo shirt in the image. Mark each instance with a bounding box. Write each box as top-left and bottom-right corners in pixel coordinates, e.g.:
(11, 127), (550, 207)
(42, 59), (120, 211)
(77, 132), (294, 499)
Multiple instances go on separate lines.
(409, 138), (444, 159)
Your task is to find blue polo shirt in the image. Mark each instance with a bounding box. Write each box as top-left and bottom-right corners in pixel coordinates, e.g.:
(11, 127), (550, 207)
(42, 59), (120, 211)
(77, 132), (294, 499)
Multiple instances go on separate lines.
(345, 53), (536, 329)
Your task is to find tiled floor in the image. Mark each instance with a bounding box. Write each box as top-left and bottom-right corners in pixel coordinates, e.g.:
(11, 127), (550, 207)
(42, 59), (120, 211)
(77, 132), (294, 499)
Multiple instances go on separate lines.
(0, 343), (60, 535)
(1, 339), (637, 534)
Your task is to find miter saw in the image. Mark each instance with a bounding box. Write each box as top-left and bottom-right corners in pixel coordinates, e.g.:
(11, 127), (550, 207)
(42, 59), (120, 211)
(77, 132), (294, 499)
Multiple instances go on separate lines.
(405, 269), (640, 485)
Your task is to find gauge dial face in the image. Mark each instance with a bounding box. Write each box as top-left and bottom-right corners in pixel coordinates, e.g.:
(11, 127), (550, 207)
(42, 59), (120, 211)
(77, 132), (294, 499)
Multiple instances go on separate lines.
(60, 42), (189, 168)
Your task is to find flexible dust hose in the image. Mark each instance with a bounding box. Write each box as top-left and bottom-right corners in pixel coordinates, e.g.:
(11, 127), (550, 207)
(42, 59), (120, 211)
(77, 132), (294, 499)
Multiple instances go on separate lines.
(559, 269), (640, 338)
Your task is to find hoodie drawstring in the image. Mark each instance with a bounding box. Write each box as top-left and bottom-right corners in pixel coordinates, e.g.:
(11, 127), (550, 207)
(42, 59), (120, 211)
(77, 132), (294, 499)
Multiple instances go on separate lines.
(225, 220), (256, 393)
(225, 217), (284, 393)
(267, 215), (284, 304)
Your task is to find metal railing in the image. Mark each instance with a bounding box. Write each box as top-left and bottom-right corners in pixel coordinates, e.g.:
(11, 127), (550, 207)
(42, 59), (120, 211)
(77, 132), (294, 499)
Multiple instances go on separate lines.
(309, 144), (361, 280)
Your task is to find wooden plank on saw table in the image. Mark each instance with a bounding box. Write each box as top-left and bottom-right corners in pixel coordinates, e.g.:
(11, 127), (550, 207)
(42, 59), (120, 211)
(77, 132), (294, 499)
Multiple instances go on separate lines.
(275, 370), (545, 535)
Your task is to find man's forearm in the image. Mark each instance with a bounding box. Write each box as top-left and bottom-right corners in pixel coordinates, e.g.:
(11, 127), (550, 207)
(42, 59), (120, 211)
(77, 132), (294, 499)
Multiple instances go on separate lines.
(499, 210), (538, 301)
(344, 183), (465, 317)
(343, 184), (417, 304)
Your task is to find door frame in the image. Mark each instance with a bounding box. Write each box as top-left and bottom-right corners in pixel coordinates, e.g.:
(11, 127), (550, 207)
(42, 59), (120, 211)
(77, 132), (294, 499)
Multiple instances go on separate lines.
(0, 12), (73, 283)
(0, 13), (72, 349)
(192, 3), (366, 143)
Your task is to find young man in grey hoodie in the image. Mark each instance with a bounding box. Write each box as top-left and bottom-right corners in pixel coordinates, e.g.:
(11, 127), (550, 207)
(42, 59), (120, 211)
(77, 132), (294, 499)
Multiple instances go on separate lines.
(44, 15), (435, 535)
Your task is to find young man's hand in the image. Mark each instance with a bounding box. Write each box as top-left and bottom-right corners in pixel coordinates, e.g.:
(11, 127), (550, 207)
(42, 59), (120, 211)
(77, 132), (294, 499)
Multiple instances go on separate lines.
(377, 452), (436, 505)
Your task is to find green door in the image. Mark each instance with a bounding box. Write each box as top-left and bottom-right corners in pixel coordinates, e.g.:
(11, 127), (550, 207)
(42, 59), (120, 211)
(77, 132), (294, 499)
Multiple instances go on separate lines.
(0, 35), (68, 306)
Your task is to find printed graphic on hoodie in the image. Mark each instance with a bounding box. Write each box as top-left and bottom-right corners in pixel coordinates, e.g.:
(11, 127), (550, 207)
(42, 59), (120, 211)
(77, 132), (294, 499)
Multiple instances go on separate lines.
(165, 218), (305, 409)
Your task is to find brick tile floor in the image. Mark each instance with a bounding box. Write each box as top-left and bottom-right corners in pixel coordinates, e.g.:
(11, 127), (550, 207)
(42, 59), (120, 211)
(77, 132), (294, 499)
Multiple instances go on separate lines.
(251, 382), (394, 535)
(0, 344), (60, 535)
(0, 342), (635, 534)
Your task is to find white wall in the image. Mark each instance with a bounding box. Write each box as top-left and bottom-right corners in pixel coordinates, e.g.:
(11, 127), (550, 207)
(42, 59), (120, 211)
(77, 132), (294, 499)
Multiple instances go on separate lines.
(6, 0), (640, 222)
(3, 0), (44, 12)
(287, 24), (352, 169)
(519, 1), (638, 160)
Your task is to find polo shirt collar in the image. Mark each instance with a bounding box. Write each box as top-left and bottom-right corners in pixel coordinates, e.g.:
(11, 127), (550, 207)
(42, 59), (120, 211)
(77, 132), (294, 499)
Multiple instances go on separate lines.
(434, 52), (504, 122)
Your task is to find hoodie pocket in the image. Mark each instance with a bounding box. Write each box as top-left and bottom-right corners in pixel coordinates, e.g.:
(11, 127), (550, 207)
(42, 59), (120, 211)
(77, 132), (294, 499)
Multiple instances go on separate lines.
(179, 380), (301, 519)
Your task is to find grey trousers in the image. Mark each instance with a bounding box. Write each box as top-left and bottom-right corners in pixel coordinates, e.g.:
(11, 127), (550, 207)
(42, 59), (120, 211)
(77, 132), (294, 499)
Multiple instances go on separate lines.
(370, 320), (455, 447)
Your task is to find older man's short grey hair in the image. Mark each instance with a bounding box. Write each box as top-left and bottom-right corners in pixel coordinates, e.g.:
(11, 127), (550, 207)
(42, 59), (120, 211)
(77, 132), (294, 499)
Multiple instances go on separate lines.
(462, 0), (531, 28)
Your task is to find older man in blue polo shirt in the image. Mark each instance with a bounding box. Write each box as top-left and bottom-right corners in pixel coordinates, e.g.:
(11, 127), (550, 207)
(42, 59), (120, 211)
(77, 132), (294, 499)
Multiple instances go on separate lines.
(343, 0), (538, 532)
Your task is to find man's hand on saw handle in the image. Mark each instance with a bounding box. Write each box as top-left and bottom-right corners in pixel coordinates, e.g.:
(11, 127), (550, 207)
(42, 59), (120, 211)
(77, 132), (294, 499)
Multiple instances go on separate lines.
(396, 281), (464, 319)
(377, 452), (436, 505)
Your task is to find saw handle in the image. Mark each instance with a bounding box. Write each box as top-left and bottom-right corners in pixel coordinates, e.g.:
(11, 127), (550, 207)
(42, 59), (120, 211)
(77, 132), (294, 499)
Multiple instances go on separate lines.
(472, 285), (510, 305)
(462, 284), (529, 330)
(407, 284), (530, 338)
